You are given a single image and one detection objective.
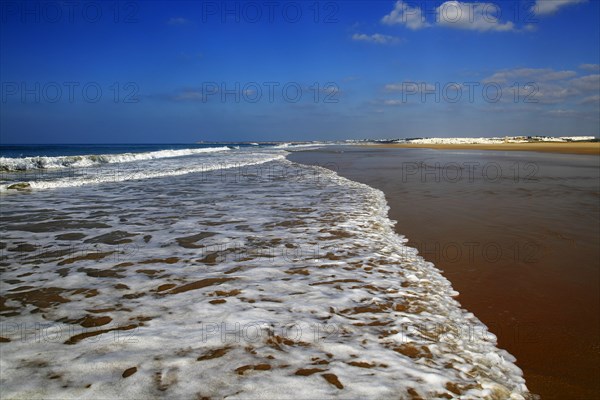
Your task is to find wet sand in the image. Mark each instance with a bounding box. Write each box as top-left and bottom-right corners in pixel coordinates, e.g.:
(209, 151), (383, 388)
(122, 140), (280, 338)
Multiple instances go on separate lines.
(289, 146), (600, 400)
(1, 159), (530, 398)
(368, 142), (600, 156)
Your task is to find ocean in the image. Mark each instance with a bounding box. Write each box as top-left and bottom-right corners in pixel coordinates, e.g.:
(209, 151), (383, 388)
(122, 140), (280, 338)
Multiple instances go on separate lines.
(0, 144), (529, 398)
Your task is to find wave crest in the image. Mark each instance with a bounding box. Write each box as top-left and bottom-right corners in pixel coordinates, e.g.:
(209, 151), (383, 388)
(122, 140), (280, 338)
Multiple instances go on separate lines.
(0, 147), (231, 171)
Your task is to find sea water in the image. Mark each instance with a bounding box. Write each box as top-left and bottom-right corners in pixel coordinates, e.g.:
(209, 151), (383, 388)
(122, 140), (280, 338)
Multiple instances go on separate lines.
(0, 144), (530, 399)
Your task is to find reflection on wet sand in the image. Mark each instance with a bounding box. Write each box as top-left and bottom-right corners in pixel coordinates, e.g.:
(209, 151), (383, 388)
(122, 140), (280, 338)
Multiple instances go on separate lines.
(289, 147), (600, 399)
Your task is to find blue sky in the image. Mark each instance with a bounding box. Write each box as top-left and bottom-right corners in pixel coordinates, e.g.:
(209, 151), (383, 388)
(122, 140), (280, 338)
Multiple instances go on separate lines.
(1, 0), (599, 143)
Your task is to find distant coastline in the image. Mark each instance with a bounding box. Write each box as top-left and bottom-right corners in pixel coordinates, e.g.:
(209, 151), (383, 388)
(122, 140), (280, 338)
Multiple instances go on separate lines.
(194, 137), (600, 156)
(196, 136), (599, 149)
(365, 141), (600, 156)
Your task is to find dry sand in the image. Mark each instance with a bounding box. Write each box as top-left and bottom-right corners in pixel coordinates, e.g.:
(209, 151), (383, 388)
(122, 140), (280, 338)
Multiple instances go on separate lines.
(367, 142), (600, 156)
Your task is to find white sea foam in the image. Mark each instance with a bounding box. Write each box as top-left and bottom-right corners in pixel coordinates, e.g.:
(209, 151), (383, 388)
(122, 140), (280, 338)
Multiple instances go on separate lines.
(0, 146), (231, 172)
(24, 155), (285, 190)
(0, 149), (285, 192)
(272, 142), (338, 151)
(0, 156), (531, 399)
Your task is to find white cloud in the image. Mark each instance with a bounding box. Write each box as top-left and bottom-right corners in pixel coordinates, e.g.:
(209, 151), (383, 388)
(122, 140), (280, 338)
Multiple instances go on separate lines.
(383, 99), (403, 106)
(352, 33), (402, 44)
(173, 90), (203, 101)
(167, 17), (190, 25)
(384, 82), (437, 92)
(381, 1), (515, 32)
(381, 68), (600, 108)
(436, 1), (515, 32)
(580, 95), (600, 105)
(531, 0), (587, 16)
(384, 83), (403, 92)
(483, 68), (600, 104)
(484, 68), (578, 84)
(381, 1), (430, 30)
(547, 109), (580, 117)
(570, 74), (600, 91)
(580, 64), (600, 72)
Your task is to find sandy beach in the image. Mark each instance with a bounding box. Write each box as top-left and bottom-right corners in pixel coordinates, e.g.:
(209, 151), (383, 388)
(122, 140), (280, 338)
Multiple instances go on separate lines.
(0, 146), (534, 399)
(289, 146), (600, 400)
(367, 142), (600, 156)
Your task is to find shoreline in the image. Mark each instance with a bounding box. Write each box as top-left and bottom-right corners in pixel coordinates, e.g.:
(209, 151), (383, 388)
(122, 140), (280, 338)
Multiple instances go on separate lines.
(288, 146), (600, 400)
(0, 154), (531, 398)
(364, 142), (600, 155)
